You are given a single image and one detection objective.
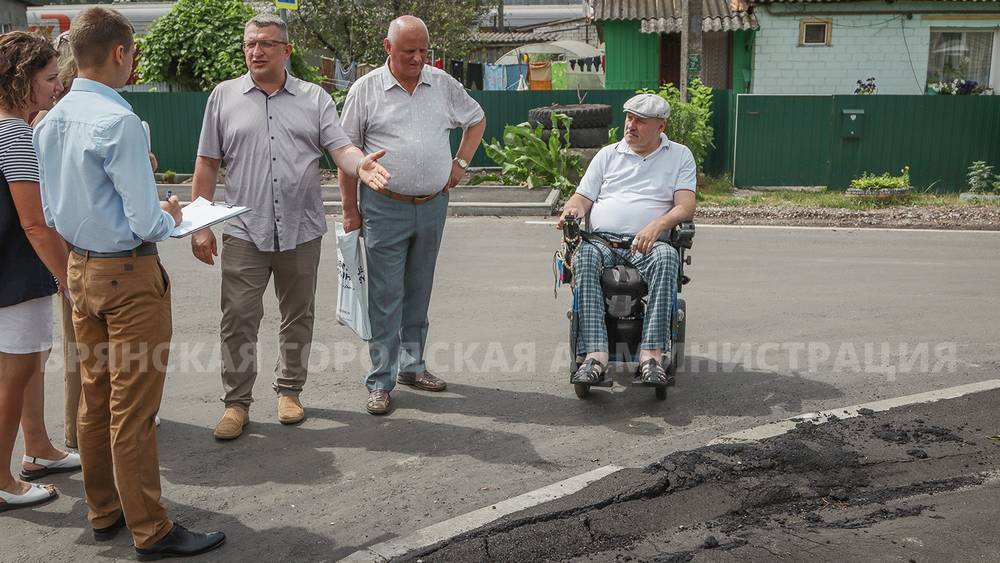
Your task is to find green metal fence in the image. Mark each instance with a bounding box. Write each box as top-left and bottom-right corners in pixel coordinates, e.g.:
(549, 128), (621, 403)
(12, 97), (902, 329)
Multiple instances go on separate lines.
(125, 90), (638, 173)
(123, 92), (209, 175)
(733, 95), (1000, 192)
(124, 89), (736, 174)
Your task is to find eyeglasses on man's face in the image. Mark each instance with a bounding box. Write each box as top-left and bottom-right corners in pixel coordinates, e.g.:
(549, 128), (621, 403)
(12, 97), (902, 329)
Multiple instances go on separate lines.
(242, 40), (289, 51)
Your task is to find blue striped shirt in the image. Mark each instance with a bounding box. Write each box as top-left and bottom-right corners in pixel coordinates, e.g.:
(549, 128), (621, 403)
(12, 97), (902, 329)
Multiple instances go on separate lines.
(33, 78), (174, 252)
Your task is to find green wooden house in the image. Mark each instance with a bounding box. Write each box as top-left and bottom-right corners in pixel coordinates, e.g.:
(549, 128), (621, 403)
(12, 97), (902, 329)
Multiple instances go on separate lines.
(592, 0), (757, 92)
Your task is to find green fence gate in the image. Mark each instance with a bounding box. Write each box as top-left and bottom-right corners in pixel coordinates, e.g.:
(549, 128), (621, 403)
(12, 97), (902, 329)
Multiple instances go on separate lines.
(733, 94), (1000, 192)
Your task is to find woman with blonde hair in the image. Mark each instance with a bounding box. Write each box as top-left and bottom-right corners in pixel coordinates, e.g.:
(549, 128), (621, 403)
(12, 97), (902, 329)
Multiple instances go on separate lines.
(0, 30), (80, 512)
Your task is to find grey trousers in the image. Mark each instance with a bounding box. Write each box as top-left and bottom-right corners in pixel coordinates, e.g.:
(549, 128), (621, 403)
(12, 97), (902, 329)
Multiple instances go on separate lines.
(219, 234), (322, 406)
(359, 186), (448, 391)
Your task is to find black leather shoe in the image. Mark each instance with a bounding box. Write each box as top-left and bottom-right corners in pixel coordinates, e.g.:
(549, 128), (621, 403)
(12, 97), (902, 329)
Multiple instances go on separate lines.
(93, 511), (127, 542)
(135, 523), (225, 561)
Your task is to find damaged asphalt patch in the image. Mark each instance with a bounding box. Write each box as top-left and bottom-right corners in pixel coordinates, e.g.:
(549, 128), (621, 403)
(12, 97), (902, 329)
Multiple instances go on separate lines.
(400, 388), (1000, 562)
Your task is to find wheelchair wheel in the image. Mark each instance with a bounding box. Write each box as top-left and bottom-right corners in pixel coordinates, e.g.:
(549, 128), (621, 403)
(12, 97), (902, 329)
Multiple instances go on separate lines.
(569, 310), (590, 399)
(667, 298), (686, 387)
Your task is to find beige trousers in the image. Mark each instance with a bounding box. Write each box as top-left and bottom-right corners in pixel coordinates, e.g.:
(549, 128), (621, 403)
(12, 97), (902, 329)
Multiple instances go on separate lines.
(68, 252), (173, 549)
(219, 235), (322, 407)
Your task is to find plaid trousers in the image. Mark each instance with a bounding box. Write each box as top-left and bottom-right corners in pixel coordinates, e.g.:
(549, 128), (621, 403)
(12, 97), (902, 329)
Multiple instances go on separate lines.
(573, 235), (679, 355)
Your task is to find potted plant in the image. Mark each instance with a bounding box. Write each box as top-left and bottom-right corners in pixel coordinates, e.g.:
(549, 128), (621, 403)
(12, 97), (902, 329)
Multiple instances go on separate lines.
(846, 166), (912, 202)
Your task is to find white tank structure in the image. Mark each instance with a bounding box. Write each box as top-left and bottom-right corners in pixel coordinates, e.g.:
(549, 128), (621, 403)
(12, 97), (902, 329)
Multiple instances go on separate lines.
(27, 2), (175, 39)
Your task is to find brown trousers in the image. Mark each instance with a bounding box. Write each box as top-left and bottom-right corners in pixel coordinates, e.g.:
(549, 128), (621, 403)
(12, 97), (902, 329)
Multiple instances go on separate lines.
(220, 234), (322, 406)
(61, 296), (81, 448)
(67, 252), (173, 549)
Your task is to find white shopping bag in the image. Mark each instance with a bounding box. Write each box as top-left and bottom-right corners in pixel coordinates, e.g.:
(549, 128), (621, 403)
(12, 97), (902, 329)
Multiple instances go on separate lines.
(335, 222), (371, 340)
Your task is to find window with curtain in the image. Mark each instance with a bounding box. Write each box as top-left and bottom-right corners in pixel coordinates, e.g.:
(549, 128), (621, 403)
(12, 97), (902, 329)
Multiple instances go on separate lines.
(927, 30), (995, 86)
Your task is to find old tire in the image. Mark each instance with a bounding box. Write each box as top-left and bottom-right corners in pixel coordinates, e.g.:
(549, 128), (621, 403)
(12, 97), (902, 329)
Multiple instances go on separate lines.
(541, 127), (609, 149)
(528, 104), (612, 129)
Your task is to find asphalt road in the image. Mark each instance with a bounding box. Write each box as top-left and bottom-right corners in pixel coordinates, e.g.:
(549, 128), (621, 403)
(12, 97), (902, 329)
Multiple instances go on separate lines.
(4, 218), (1000, 562)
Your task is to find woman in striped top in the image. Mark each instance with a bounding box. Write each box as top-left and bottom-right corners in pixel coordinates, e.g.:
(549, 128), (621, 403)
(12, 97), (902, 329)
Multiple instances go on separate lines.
(0, 31), (80, 512)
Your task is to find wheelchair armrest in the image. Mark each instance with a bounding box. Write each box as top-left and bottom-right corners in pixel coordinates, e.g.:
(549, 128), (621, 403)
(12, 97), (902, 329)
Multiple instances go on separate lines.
(669, 222), (695, 249)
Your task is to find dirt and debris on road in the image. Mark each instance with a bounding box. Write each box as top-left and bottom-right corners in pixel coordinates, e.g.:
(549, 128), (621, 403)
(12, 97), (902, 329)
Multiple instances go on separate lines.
(404, 389), (1000, 562)
(696, 204), (1000, 231)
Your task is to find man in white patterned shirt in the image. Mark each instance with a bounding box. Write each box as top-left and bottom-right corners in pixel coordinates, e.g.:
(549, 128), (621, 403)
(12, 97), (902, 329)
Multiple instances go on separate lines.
(339, 15), (486, 415)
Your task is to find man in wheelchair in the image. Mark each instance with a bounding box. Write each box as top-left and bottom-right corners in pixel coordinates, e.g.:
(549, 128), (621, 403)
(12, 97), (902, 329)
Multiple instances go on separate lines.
(558, 93), (696, 388)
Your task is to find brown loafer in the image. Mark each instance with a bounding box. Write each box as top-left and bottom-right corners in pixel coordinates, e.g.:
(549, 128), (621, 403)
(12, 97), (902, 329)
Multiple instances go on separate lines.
(366, 389), (391, 415)
(277, 395), (305, 425)
(213, 405), (249, 440)
(396, 371), (447, 392)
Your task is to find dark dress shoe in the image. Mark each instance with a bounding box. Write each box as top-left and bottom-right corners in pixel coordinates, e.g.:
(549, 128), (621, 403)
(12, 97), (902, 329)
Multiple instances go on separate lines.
(396, 370), (447, 392)
(135, 523), (225, 561)
(93, 511), (127, 541)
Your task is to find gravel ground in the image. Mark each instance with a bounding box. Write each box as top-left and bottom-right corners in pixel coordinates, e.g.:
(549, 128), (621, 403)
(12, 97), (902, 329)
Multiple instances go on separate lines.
(696, 204), (1000, 230)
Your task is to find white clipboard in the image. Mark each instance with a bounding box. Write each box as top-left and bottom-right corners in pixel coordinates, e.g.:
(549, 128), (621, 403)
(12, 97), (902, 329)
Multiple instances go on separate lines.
(170, 197), (251, 238)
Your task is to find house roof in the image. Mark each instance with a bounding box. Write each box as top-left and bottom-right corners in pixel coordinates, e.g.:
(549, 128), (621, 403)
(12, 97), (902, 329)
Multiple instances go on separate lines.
(746, 0), (998, 3)
(470, 31), (559, 44)
(591, 0), (758, 31)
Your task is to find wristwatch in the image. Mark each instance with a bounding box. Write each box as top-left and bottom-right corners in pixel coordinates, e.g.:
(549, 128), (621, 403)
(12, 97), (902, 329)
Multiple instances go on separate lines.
(453, 157), (468, 169)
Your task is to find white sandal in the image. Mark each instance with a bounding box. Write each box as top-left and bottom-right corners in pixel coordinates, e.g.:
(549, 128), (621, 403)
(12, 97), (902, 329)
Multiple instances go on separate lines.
(0, 483), (58, 512)
(19, 452), (81, 481)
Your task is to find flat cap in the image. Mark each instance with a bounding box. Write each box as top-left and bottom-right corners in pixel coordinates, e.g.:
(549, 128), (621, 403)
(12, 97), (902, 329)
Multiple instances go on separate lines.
(623, 93), (670, 120)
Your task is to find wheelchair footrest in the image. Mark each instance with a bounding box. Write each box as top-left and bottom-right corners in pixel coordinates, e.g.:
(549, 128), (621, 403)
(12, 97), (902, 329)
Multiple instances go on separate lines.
(632, 374), (673, 388)
(570, 375), (613, 387)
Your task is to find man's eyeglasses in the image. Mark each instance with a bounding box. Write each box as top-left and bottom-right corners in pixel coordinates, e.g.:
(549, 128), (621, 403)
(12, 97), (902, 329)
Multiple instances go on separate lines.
(242, 40), (289, 51)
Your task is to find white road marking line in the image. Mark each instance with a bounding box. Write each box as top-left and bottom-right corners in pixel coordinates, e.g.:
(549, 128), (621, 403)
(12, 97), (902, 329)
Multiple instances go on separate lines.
(343, 379), (1000, 561)
(340, 464), (623, 562)
(524, 221), (1000, 234)
(712, 379), (1000, 444)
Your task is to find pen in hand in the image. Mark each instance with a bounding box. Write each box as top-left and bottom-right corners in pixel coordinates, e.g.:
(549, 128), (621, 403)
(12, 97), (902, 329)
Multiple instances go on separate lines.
(161, 190), (182, 226)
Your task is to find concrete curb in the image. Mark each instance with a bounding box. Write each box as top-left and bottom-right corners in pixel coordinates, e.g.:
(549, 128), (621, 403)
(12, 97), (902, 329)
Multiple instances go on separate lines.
(157, 185), (560, 217)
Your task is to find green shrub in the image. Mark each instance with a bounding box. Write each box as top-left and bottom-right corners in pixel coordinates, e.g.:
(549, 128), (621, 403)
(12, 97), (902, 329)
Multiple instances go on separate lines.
(850, 166), (911, 190)
(471, 112), (581, 197)
(138, 0), (319, 90)
(967, 161), (995, 194)
(638, 79), (714, 170)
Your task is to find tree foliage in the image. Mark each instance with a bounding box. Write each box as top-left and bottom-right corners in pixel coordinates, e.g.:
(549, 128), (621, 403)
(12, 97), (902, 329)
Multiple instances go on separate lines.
(137, 0), (320, 91)
(290, 0), (491, 64)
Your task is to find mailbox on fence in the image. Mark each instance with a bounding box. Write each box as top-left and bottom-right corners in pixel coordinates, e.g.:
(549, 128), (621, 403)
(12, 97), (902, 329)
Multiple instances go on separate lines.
(841, 109), (865, 139)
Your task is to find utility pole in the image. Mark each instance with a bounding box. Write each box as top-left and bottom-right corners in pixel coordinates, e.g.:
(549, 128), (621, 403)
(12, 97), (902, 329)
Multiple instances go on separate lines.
(679, 0), (703, 100)
(280, 8), (291, 72)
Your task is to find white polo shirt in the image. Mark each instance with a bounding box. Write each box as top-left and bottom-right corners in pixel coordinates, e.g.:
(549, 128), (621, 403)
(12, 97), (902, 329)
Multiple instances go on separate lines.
(576, 133), (696, 237)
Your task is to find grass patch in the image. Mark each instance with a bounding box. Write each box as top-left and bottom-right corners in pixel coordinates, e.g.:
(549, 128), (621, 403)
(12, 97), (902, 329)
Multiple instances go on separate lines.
(697, 174), (735, 196)
(696, 175), (998, 209)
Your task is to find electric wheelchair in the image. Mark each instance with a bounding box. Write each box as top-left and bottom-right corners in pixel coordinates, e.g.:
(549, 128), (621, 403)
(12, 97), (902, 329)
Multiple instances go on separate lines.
(556, 216), (695, 400)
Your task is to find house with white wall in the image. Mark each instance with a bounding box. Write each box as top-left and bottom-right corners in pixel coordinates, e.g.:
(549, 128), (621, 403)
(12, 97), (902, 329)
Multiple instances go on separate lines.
(745, 0), (1000, 94)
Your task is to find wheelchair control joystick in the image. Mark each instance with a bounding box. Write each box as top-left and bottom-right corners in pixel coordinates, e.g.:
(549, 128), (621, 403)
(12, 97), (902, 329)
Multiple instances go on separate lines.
(562, 213), (581, 241)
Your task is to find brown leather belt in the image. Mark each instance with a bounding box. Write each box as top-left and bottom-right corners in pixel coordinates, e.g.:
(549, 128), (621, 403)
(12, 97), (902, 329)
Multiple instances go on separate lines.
(368, 184), (443, 205)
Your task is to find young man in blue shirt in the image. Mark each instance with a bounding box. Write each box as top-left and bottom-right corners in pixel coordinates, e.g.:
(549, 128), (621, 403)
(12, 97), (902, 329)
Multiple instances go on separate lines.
(34, 6), (225, 560)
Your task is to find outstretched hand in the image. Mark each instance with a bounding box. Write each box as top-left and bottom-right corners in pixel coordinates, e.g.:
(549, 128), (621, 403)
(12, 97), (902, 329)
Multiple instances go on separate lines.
(358, 150), (391, 190)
